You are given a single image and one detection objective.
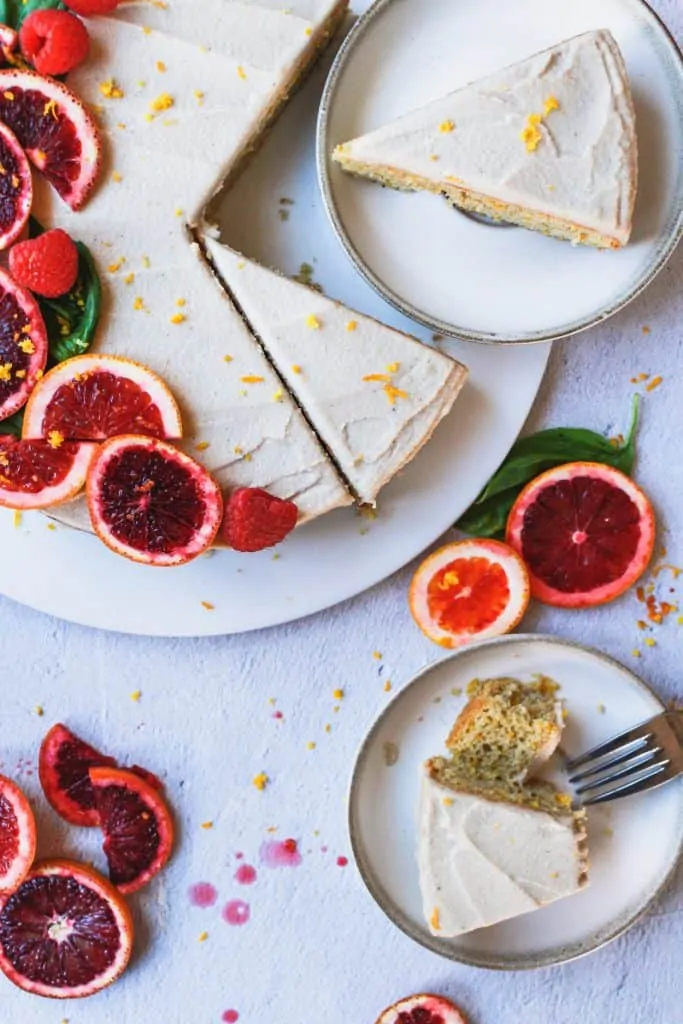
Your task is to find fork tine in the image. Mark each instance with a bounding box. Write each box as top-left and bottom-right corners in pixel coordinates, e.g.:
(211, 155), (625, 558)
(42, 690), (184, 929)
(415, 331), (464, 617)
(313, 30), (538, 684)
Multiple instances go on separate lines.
(568, 738), (656, 783)
(565, 719), (657, 772)
(573, 747), (663, 794)
(581, 761), (674, 806)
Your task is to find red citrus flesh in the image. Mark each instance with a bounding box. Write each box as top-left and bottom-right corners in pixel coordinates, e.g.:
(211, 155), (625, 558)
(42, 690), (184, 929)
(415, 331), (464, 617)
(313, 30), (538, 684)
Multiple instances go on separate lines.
(87, 435), (223, 566)
(23, 354), (183, 441)
(90, 767), (174, 895)
(376, 994), (468, 1024)
(0, 859), (133, 999)
(0, 436), (96, 509)
(409, 539), (530, 648)
(39, 723), (117, 827)
(506, 462), (656, 608)
(0, 267), (48, 421)
(0, 776), (36, 896)
(0, 69), (101, 210)
(0, 121), (32, 249)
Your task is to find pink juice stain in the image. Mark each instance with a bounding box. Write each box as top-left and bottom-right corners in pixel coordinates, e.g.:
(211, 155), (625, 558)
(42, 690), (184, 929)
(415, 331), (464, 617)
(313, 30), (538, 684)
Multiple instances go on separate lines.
(260, 838), (302, 869)
(235, 864), (257, 886)
(188, 882), (218, 909)
(337, 856), (348, 868)
(222, 1012), (239, 1023)
(223, 900), (250, 926)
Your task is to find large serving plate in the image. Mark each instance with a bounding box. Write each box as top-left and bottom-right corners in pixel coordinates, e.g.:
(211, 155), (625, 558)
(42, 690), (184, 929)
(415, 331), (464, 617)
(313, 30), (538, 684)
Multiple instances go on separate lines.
(349, 635), (683, 969)
(319, 0), (683, 343)
(0, 24), (549, 637)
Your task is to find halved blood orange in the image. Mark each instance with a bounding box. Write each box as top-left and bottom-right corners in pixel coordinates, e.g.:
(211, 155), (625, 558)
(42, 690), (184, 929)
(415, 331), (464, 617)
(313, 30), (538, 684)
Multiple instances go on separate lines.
(23, 354), (183, 441)
(409, 539), (530, 648)
(0, 435), (96, 509)
(0, 122), (32, 249)
(0, 267), (48, 421)
(90, 767), (174, 895)
(376, 994), (468, 1024)
(87, 435), (223, 566)
(0, 69), (101, 210)
(39, 723), (117, 827)
(0, 776), (36, 896)
(506, 462), (655, 608)
(0, 859), (133, 999)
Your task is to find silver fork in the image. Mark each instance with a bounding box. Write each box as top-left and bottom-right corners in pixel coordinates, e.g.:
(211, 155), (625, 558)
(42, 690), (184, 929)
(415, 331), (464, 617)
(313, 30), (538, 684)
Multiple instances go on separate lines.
(566, 711), (683, 805)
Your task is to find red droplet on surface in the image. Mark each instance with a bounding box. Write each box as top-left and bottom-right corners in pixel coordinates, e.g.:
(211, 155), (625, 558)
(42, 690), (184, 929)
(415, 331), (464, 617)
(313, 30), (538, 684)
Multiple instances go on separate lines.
(337, 856), (349, 867)
(235, 864), (257, 886)
(260, 838), (302, 868)
(272, 711), (284, 720)
(235, 851), (244, 860)
(188, 882), (218, 908)
(222, 900), (250, 926)
(222, 1012), (239, 1023)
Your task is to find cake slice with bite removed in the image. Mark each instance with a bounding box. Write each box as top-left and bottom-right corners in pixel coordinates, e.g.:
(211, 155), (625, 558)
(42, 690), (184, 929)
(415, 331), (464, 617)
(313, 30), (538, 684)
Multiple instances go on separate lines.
(334, 30), (638, 249)
(203, 239), (468, 506)
(419, 677), (588, 938)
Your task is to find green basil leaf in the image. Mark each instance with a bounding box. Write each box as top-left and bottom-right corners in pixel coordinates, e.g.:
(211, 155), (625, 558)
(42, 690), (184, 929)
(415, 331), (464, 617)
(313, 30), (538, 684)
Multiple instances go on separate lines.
(456, 397), (640, 538)
(0, 410), (23, 437)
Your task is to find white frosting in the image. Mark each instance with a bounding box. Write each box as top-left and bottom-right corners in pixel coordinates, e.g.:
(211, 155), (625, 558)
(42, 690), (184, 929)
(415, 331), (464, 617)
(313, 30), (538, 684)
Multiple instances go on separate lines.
(38, 2), (355, 529)
(418, 770), (585, 937)
(336, 31), (638, 245)
(204, 240), (467, 503)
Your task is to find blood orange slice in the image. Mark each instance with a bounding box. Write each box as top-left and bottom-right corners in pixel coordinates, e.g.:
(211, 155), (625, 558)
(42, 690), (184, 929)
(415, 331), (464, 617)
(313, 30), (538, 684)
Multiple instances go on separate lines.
(0, 122), (32, 249)
(0, 267), (48, 421)
(409, 539), (530, 648)
(90, 767), (174, 895)
(87, 435), (223, 566)
(0, 435), (96, 509)
(506, 462), (655, 608)
(0, 859), (133, 999)
(0, 776), (36, 896)
(376, 994), (468, 1024)
(23, 354), (183, 441)
(0, 69), (101, 210)
(39, 723), (117, 827)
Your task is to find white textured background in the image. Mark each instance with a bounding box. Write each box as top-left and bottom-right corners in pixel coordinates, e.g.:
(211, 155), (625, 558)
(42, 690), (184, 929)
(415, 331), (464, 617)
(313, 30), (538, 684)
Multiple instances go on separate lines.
(0, 1), (682, 1021)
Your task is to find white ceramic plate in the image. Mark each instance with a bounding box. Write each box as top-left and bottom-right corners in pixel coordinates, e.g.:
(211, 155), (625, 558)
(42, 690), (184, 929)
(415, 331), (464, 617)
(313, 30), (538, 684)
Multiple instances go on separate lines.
(349, 635), (683, 969)
(319, 0), (683, 343)
(0, 35), (549, 637)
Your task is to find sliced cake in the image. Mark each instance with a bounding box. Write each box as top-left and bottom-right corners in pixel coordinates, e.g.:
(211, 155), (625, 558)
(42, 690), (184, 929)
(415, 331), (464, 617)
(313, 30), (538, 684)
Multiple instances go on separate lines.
(419, 678), (588, 938)
(334, 31), (638, 249)
(203, 240), (468, 505)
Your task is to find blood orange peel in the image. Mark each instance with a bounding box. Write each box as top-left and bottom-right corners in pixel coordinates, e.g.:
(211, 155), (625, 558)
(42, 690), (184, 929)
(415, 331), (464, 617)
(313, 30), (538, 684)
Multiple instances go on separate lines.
(0, 776), (36, 896)
(376, 993), (468, 1024)
(0, 267), (48, 422)
(506, 462), (655, 608)
(0, 122), (32, 250)
(0, 436), (96, 509)
(0, 859), (133, 999)
(87, 435), (223, 566)
(409, 539), (530, 648)
(23, 353), (183, 441)
(90, 767), (174, 895)
(0, 68), (101, 210)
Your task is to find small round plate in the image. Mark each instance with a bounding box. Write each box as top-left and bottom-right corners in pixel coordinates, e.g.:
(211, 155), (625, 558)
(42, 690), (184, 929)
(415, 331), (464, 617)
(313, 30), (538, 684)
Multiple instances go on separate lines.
(349, 635), (683, 969)
(319, 0), (683, 343)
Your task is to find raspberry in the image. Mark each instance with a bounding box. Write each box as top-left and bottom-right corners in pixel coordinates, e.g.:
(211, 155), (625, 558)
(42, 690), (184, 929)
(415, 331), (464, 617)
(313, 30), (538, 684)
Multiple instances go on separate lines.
(10, 230), (80, 299)
(221, 488), (298, 553)
(20, 9), (90, 76)
(64, 0), (120, 15)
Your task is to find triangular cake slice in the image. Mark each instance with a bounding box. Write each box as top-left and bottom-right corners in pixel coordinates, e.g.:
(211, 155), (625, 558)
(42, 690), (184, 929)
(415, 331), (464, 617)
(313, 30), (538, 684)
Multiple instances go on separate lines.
(334, 30), (638, 249)
(419, 678), (588, 938)
(204, 238), (468, 505)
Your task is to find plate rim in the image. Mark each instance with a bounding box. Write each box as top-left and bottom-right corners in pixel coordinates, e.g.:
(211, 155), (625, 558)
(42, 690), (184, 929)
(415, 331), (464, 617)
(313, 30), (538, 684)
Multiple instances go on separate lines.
(347, 632), (683, 970)
(317, 0), (683, 346)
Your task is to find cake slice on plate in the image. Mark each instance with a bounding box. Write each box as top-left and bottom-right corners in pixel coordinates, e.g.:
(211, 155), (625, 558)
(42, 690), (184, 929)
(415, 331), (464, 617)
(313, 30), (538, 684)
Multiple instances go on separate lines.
(334, 30), (638, 249)
(203, 239), (468, 505)
(419, 678), (588, 938)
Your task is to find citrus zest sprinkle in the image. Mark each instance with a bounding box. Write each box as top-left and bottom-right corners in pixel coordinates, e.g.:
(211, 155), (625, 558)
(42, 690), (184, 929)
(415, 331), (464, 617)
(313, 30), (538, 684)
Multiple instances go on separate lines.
(252, 772), (269, 791)
(305, 314), (321, 329)
(241, 375), (264, 384)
